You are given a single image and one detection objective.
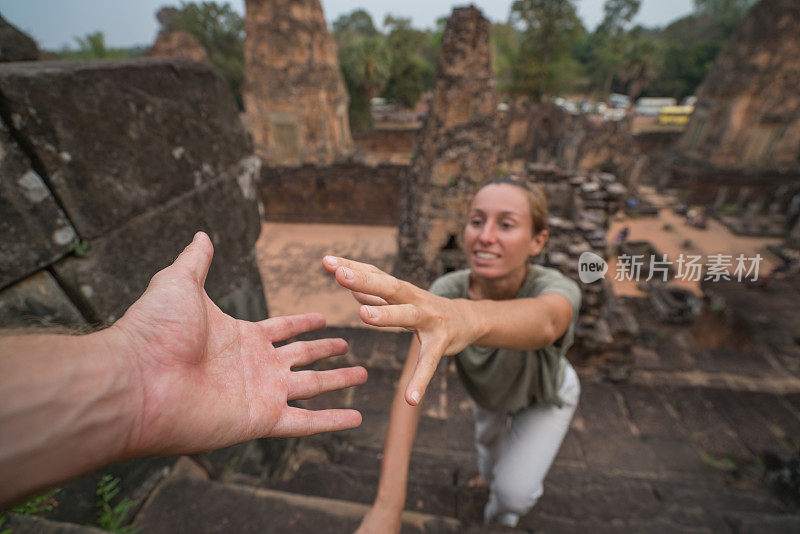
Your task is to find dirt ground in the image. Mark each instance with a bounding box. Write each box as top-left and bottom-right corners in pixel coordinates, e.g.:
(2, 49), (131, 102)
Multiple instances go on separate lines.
(606, 186), (783, 297)
(255, 222), (398, 327)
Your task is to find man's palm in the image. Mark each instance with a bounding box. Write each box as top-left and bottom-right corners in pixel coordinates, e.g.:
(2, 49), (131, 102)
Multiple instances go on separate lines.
(116, 233), (366, 457)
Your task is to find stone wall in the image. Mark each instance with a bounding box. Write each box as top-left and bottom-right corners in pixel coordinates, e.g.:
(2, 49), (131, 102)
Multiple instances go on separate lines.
(506, 101), (649, 188)
(395, 6), (503, 286)
(669, 0), (800, 238)
(259, 161), (407, 225)
(0, 59), (268, 328)
(352, 127), (418, 162)
(678, 0), (800, 171)
(243, 0), (352, 166)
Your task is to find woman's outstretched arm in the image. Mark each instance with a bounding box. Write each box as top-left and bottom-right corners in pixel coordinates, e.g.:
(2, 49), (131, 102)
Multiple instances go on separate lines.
(322, 256), (574, 406)
(356, 337), (423, 534)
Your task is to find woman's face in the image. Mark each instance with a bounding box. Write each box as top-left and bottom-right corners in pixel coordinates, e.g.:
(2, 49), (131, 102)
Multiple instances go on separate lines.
(464, 184), (546, 279)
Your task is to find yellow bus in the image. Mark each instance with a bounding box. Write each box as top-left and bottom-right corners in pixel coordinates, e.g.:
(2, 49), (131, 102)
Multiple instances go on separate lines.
(658, 105), (694, 126)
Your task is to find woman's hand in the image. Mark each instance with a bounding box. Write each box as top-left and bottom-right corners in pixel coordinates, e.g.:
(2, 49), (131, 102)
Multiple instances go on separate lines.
(322, 256), (480, 406)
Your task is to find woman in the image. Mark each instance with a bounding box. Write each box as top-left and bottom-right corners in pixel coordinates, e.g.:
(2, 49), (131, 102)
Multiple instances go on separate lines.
(322, 177), (581, 530)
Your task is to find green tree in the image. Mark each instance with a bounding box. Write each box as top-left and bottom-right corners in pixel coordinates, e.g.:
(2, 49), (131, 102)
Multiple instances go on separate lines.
(56, 32), (143, 60)
(491, 23), (522, 94)
(339, 36), (391, 130)
(588, 0), (643, 96)
(616, 29), (662, 100)
(597, 0), (641, 35)
(694, 0), (757, 33)
(509, 0), (585, 99)
(75, 31), (108, 58)
(381, 15), (436, 108)
(169, 1), (245, 108)
(645, 38), (721, 99)
(333, 8), (380, 44)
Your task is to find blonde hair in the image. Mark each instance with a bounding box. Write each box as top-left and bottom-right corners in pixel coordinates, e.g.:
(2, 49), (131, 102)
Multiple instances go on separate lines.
(479, 177), (549, 234)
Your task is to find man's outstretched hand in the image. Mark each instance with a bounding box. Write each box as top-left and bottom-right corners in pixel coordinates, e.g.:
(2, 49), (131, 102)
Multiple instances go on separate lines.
(113, 232), (367, 457)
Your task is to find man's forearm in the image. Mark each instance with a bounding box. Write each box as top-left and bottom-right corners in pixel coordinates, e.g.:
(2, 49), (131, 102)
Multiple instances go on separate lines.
(0, 328), (138, 507)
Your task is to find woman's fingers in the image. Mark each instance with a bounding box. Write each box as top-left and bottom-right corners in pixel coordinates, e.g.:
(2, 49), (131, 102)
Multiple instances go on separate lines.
(359, 304), (420, 328)
(257, 313), (326, 343)
(286, 366), (368, 400)
(277, 338), (349, 368)
(404, 338), (447, 406)
(322, 256), (385, 274)
(334, 264), (414, 304)
(269, 407), (363, 437)
(351, 291), (388, 306)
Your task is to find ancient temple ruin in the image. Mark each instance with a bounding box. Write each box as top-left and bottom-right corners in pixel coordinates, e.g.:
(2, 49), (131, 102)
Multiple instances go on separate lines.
(242, 0), (352, 166)
(672, 0), (800, 237)
(145, 8), (210, 64)
(395, 6), (502, 286)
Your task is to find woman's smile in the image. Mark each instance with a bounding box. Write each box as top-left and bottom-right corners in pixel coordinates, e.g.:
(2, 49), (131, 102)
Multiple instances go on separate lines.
(474, 250), (501, 262)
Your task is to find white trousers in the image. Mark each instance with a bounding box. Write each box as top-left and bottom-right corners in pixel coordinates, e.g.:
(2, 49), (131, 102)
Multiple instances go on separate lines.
(471, 363), (580, 527)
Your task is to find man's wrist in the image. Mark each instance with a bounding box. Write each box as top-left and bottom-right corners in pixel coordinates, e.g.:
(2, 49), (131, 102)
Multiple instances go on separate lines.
(94, 324), (146, 461)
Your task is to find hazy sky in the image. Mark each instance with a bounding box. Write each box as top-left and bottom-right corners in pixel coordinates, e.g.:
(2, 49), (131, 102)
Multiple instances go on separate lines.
(0, 0), (695, 51)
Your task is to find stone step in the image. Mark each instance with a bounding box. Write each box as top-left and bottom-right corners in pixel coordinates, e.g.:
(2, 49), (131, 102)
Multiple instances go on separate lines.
(228, 432), (795, 533)
(1, 514), (107, 533)
(133, 471), (461, 534)
(290, 327), (413, 371)
(225, 440), (479, 518)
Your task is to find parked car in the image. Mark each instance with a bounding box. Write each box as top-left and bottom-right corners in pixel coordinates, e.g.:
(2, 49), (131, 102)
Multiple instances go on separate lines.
(635, 97), (677, 116)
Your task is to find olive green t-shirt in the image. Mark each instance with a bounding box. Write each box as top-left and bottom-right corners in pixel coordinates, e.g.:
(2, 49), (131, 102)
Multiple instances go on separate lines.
(429, 265), (581, 413)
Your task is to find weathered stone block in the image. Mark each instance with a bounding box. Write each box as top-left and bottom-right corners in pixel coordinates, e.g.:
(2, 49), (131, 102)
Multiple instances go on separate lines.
(0, 121), (76, 288)
(0, 270), (85, 329)
(0, 59), (250, 239)
(0, 13), (38, 62)
(52, 164), (266, 323)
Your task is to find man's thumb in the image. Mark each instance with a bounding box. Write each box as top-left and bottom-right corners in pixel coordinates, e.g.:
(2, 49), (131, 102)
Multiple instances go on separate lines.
(174, 231), (214, 286)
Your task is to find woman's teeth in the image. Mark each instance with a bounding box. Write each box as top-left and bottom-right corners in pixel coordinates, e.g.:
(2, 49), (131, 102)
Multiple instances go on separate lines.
(475, 252), (498, 259)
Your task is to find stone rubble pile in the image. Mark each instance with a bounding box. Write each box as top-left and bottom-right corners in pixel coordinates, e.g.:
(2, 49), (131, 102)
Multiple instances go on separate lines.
(529, 169), (639, 375)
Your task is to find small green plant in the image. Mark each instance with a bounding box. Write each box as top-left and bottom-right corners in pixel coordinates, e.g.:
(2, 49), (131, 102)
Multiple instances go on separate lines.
(95, 475), (137, 533)
(702, 454), (737, 472)
(719, 204), (742, 216)
(0, 488), (61, 534)
(709, 299), (725, 314)
(68, 239), (91, 257)
(224, 455), (241, 471)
